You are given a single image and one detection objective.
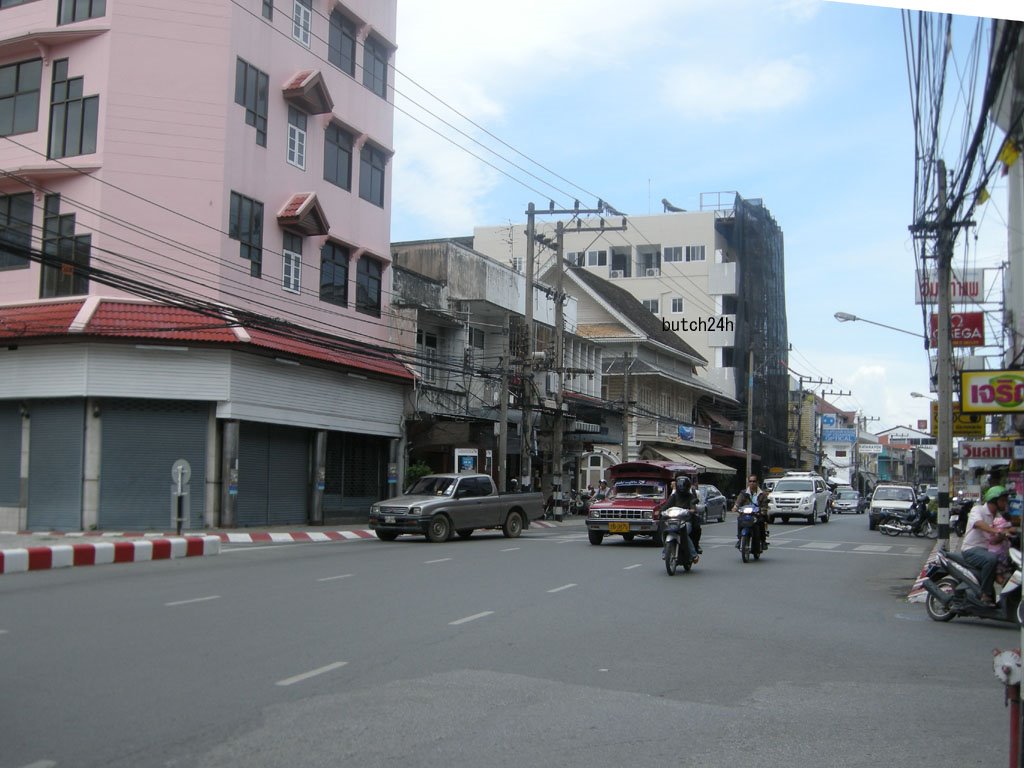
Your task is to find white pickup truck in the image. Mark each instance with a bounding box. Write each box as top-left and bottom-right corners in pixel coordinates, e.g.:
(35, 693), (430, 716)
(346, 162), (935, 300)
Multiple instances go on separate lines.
(368, 473), (546, 542)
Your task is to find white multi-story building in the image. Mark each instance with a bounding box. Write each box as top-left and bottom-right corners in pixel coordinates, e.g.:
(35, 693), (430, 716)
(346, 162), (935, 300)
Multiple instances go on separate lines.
(0, 0), (410, 531)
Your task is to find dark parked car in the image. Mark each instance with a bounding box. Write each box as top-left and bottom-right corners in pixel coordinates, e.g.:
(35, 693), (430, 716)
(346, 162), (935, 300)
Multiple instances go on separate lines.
(695, 484), (727, 523)
(832, 486), (866, 514)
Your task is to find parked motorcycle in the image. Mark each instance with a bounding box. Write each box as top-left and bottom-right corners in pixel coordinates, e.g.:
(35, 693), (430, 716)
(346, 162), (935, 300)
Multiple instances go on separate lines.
(921, 546), (1022, 623)
(736, 504), (765, 563)
(660, 506), (695, 576)
(878, 503), (936, 538)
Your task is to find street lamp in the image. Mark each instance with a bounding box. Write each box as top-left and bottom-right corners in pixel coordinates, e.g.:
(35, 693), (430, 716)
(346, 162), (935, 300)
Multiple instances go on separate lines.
(833, 312), (925, 339)
(910, 391), (937, 400)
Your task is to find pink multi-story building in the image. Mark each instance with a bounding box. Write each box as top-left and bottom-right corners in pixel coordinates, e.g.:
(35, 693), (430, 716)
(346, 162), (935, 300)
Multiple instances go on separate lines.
(0, 0), (411, 531)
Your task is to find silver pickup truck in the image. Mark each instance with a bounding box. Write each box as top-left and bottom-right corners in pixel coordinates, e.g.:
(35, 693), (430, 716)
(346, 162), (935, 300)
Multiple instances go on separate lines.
(369, 473), (546, 542)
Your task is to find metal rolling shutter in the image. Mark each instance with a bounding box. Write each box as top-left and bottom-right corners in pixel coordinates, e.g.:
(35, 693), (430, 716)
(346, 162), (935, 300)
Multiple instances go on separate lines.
(0, 402), (21, 505)
(237, 422), (309, 526)
(99, 400), (208, 530)
(27, 399), (84, 531)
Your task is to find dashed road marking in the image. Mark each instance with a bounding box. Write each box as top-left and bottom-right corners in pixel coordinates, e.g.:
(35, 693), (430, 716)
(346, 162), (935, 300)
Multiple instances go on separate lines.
(317, 574), (353, 582)
(164, 595), (220, 607)
(501, 547), (520, 552)
(624, 564), (643, 570)
(425, 558), (452, 564)
(275, 661), (348, 687)
(855, 544), (892, 552)
(19, 761), (57, 768)
(449, 611), (494, 626)
(547, 583), (577, 593)
(801, 542), (841, 550)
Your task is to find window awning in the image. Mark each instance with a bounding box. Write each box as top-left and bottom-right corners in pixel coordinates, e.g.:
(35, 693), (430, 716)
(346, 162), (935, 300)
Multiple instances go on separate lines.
(282, 69), (333, 114)
(648, 446), (737, 475)
(277, 192), (330, 236)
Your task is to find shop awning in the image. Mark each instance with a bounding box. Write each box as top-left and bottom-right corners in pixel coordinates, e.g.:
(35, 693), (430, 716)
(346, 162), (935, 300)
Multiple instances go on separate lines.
(648, 446), (737, 475)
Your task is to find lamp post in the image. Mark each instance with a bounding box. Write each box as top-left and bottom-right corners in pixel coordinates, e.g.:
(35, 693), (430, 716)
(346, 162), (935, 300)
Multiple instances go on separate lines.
(911, 391), (937, 400)
(833, 312), (924, 339)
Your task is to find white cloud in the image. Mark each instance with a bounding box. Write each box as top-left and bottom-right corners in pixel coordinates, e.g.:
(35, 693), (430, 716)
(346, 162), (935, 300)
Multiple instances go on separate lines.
(660, 58), (814, 121)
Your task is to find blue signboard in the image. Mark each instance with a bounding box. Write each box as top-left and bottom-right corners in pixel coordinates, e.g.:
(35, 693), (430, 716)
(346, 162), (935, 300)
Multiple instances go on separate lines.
(678, 425), (695, 441)
(821, 414), (836, 427)
(821, 428), (857, 443)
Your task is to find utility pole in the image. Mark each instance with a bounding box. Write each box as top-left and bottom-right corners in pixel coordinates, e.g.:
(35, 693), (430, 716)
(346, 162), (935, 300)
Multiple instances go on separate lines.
(498, 311), (509, 492)
(821, 389), (851, 480)
(936, 160), (954, 547)
(622, 351), (631, 463)
(746, 349), (754, 479)
(521, 203), (536, 491)
(793, 375), (831, 467)
(530, 201), (625, 519)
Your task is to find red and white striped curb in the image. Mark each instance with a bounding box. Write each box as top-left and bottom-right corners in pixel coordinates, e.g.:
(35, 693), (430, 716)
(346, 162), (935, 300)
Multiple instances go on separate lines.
(0, 536), (221, 575)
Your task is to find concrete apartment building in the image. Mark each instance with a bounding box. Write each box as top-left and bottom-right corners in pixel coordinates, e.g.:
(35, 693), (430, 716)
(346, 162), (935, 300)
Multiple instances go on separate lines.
(0, 0), (411, 531)
(472, 193), (791, 471)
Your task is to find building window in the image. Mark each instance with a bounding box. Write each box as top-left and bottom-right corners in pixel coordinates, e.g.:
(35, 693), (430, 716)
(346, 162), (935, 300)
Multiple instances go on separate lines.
(57, 0), (105, 25)
(261, 0), (272, 19)
(0, 192), (32, 270)
(39, 194), (90, 298)
(567, 251), (584, 266)
(286, 107), (306, 169)
(359, 144), (386, 207)
(48, 59), (97, 159)
(511, 255), (523, 273)
(685, 244), (706, 262)
(470, 328), (484, 350)
(234, 58), (268, 147)
(291, 0), (311, 47)
(587, 250), (607, 267)
(0, 58), (42, 137)
(282, 232), (302, 294)
(228, 191), (263, 277)
(1, 0), (36, 7)
(663, 246), (683, 263)
(671, 297), (684, 314)
(641, 299), (659, 314)
(721, 346), (736, 367)
(356, 254), (382, 317)
(363, 34), (388, 98)
(324, 122), (353, 190)
(417, 329), (438, 384)
(328, 10), (357, 77)
(319, 240), (349, 306)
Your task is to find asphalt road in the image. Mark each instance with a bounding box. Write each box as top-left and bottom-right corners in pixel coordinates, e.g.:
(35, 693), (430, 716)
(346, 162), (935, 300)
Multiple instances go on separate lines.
(0, 513), (1015, 768)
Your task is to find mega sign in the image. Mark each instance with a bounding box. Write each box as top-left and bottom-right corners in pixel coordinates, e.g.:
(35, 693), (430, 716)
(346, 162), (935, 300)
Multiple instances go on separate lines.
(915, 268), (984, 304)
(928, 312), (985, 347)
(961, 369), (1024, 414)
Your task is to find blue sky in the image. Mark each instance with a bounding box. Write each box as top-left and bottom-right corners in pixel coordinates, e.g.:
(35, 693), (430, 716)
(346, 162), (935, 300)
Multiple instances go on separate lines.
(390, 0), (1015, 432)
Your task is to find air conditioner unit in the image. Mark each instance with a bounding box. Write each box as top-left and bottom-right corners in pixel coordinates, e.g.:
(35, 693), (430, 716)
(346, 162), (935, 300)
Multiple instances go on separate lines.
(610, 270), (624, 278)
(645, 268), (660, 277)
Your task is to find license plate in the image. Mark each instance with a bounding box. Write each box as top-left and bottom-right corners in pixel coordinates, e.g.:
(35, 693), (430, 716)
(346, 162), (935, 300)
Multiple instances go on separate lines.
(608, 522), (630, 533)
(384, 516), (395, 524)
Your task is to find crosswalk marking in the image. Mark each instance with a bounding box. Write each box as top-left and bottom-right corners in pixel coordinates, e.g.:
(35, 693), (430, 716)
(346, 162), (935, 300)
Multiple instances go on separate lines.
(855, 544), (893, 552)
(801, 542), (841, 550)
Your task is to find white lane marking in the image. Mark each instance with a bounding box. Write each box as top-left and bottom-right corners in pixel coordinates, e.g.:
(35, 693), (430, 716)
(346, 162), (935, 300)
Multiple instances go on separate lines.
(0, 629), (8, 635)
(801, 542), (841, 550)
(547, 583), (577, 593)
(449, 611), (494, 626)
(275, 661), (348, 687)
(624, 564), (643, 570)
(317, 574), (353, 582)
(501, 547), (520, 552)
(20, 761), (58, 768)
(855, 544), (892, 552)
(165, 595), (220, 607)
(425, 558), (452, 564)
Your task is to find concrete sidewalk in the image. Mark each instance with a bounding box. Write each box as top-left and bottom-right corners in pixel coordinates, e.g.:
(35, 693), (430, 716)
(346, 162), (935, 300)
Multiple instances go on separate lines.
(0, 517), (575, 576)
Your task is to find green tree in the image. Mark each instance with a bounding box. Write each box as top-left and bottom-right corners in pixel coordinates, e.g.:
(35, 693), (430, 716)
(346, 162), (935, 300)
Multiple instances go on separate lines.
(404, 460), (434, 490)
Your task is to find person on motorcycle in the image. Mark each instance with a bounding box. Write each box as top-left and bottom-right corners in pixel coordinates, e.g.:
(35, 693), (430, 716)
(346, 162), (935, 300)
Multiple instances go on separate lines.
(734, 475), (769, 549)
(962, 485), (1014, 604)
(657, 474), (701, 558)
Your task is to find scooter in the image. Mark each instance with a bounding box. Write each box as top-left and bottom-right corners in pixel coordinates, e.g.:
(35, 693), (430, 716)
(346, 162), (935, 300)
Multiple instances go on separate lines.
(736, 504), (765, 563)
(921, 546), (1022, 623)
(660, 506), (695, 576)
(878, 503), (936, 538)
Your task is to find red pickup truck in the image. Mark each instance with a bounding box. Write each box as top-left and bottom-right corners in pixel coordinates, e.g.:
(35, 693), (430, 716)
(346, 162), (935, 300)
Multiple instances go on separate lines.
(585, 460), (699, 545)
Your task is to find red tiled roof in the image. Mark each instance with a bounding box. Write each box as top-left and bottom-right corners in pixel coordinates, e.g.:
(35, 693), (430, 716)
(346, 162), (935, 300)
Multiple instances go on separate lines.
(277, 192), (329, 236)
(0, 301), (83, 339)
(0, 300), (413, 381)
(284, 70), (315, 90)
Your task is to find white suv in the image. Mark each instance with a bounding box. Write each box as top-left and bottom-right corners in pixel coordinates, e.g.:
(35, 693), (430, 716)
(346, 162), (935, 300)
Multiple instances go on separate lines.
(767, 473), (831, 525)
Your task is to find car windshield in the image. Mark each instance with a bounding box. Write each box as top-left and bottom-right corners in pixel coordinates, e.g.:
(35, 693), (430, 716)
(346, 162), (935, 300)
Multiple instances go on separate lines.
(837, 490), (858, 500)
(774, 479), (813, 493)
(407, 477), (456, 496)
(612, 481), (665, 498)
(874, 487), (914, 502)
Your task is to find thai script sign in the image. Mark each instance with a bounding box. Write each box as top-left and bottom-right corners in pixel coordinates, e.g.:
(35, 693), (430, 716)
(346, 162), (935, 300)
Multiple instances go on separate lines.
(821, 428), (857, 443)
(929, 400), (986, 437)
(915, 268), (985, 304)
(960, 440), (1015, 461)
(961, 369), (1024, 414)
(928, 312), (986, 347)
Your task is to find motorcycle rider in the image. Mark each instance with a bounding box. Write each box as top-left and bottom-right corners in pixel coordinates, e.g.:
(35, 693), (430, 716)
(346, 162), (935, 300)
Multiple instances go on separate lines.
(657, 474), (701, 559)
(961, 485), (1014, 604)
(734, 474), (769, 549)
